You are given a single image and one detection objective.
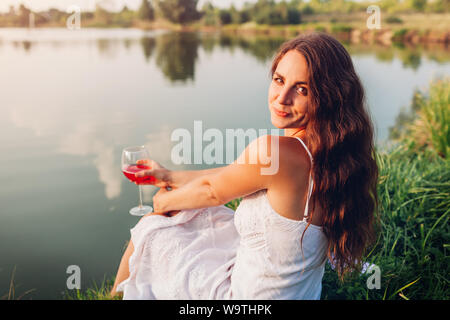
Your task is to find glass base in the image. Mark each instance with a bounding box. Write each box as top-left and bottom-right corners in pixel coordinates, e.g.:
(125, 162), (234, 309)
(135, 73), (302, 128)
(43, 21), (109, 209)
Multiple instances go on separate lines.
(129, 205), (153, 216)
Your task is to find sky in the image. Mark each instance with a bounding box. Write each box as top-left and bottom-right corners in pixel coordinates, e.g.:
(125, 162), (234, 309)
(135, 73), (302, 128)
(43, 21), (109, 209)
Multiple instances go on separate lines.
(0, 0), (257, 13)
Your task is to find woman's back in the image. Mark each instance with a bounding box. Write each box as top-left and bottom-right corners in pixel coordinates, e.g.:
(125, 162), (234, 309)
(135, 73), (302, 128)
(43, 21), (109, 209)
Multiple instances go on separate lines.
(265, 135), (324, 225)
(231, 190), (328, 299)
(230, 137), (328, 299)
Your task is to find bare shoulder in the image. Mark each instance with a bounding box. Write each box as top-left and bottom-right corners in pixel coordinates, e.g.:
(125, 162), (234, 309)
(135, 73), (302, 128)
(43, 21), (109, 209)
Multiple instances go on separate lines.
(205, 134), (312, 210)
(245, 134), (311, 181)
(271, 135), (311, 172)
(285, 141), (311, 190)
(246, 135), (308, 162)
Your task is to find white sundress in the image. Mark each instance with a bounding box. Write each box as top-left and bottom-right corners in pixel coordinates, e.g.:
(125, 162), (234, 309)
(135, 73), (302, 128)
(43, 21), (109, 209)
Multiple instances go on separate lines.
(116, 137), (328, 300)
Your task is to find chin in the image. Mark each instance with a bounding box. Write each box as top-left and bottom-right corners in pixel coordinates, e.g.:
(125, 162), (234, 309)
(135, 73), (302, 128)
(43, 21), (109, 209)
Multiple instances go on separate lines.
(270, 114), (288, 129)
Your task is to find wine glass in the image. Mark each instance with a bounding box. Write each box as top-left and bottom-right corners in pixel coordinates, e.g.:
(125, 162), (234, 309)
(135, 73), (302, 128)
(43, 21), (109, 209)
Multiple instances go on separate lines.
(121, 146), (153, 216)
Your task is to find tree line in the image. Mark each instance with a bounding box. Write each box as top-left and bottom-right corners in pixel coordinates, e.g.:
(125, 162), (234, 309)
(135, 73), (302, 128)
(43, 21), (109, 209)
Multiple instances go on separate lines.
(0, 0), (448, 28)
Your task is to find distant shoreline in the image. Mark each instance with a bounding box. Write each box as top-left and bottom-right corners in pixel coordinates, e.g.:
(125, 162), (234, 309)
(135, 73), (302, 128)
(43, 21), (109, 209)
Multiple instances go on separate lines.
(1, 12), (449, 46)
(1, 24), (448, 47)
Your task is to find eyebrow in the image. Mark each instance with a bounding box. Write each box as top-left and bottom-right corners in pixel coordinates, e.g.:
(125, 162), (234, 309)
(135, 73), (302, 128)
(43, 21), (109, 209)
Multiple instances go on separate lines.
(273, 72), (308, 85)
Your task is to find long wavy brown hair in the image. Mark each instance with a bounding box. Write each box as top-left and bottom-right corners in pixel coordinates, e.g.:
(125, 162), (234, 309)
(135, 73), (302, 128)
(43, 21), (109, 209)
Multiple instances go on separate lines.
(270, 32), (379, 279)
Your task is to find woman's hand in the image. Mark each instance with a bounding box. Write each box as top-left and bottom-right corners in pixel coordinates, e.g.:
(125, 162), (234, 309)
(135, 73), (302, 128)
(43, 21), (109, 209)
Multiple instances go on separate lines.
(143, 210), (181, 218)
(135, 159), (172, 189)
(152, 187), (169, 212)
(150, 187), (181, 217)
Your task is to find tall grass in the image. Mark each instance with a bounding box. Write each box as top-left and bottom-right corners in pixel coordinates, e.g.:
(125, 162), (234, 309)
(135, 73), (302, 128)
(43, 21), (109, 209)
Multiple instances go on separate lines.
(65, 276), (121, 300)
(402, 78), (450, 158)
(322, 146), (449, 299)
(0, 266), (36, 300)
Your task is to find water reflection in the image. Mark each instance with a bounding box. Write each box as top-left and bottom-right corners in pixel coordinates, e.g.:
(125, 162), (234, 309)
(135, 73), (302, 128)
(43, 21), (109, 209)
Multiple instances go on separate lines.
(398, 49), (422, 70)
(154, 32), (200, 82)
(345, 41), (450, 69)
(22, 40), (32, 51)
(1, 28), (449, 200)
(388, 88), (423, 140)
(58, 122), (124, 200)
(218, 33), (286, 63)
(96, 38), (127, 58)
(8, 104), (128, 199)
(12, 40), (34, 52)
(140, 37), (156, 62)
(6, 100), (183, 201)
(1, 30), (449, 80)
(200, 33), (216, 54)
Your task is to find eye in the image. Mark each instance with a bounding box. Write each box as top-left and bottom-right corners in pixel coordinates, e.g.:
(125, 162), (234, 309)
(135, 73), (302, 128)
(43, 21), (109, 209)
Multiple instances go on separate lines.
(296, 86), (308, 96)
(273, 77), (283, 85)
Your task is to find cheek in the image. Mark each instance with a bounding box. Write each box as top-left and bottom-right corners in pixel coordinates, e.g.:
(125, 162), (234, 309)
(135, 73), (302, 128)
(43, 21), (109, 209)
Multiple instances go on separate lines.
(268, 84), (278, 103)
(294, 96), (308, 113)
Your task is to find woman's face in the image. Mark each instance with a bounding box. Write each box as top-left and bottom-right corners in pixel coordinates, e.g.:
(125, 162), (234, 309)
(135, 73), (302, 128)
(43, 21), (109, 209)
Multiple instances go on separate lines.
(268, 50), (310, 130)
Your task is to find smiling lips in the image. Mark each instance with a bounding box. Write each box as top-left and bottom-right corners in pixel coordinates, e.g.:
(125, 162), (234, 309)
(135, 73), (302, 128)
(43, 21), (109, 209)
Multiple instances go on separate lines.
(273, 107), (290, 117)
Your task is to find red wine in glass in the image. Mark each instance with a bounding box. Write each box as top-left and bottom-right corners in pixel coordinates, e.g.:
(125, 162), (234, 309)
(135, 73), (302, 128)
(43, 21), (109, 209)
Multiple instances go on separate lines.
(121, 146), (153, 216)
(122, 164), (156, 185)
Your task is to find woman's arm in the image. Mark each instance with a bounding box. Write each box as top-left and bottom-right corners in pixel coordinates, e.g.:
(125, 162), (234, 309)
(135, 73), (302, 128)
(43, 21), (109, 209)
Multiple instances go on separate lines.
(169, 167), (225, 188)
(135, 159), (225, 189)
(148, 135), (278, 212)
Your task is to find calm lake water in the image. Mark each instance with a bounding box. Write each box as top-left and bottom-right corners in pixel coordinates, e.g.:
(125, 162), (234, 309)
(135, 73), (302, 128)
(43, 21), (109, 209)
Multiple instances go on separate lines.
(0, 28), (449, 299)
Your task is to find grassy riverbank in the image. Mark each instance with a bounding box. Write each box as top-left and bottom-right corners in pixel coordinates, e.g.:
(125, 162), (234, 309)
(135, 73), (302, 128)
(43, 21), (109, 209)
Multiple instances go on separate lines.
(175, 13), (450, 45)
(65, 78), (449, 300)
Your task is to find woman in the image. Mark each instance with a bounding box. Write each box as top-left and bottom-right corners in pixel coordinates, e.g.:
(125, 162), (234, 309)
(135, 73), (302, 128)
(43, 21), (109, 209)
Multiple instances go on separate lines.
(111, 32), (379, 300)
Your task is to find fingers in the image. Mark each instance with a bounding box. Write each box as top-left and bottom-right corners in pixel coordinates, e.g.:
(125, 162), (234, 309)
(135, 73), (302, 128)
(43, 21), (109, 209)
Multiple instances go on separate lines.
(136, 159), (150, 165)
(163, 210), (181, 217)
(135, 169), (153, 178)
(143, 210), (180, 217)
(149, 159), (163, 169)
(133, 167), (169, 188)
(136, 159), (162, 170)
(133, 178), (155, 185)
(155, 187), (169, 195)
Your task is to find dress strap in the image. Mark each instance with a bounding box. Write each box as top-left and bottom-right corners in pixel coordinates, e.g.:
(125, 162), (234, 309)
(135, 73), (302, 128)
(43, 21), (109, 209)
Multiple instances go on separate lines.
(294, 137), (314, 220)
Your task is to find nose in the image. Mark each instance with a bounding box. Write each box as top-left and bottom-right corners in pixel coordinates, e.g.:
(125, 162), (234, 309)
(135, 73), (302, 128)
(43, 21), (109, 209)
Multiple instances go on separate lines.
(277, 87), (292, 105)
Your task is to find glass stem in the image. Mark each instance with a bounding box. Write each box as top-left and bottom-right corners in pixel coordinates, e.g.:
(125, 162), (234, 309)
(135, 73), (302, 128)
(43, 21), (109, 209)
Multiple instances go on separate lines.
(138, 185), (143, 208)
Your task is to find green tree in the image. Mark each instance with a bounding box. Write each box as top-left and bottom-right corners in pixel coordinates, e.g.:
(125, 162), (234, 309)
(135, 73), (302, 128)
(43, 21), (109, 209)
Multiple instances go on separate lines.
(219, 9), (232, 25)
(301, 4), (315, 15)
(95, 4), (113, 24)
(409, 0), (427, 11)
(156, 0), (200, 24)
(201, 1), (219, 26)
(290, 0), (303, 9)
(138, 0), (155, 20)
(430, 0), (450, 12)
(47, 8), (66, 24)
(250, 0), (301, 25)
(18, 4), (31, 27)
(229, 5), (241, 24)
(114, 5), (136, 27)
(251, 0), (278, 25)
(239, 8), (251, 23)
(309, 0), (331, 13)
(278, 1), (301, 24)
